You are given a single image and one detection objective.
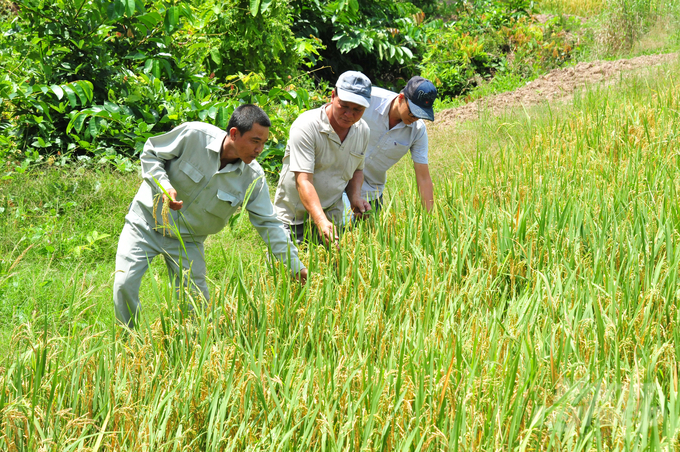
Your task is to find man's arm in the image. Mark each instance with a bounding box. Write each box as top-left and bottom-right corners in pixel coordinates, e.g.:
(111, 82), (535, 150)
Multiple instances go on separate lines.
(246, 177), (307, 284)
(295, 172), (338, 245)
(141, 124), (192, 210)
(414, 163), (434, 212)
(345, 169), (371, 217)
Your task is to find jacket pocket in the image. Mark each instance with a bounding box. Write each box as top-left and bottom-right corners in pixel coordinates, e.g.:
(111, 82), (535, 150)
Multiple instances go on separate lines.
(217, 189), (242, 207)
(205, 190), (242, 220)
(179, 160), (204, 183)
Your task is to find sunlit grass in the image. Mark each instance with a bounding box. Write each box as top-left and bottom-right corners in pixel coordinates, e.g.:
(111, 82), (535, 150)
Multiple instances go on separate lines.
(538, 0), (606, 16)
(2, 61), (680, 450)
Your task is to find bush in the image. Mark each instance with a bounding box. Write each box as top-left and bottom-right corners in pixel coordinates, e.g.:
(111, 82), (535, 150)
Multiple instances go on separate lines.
(0, 0), (322, 175)
(290, 0), (436, 84)
(420, 1), (582, 97)
(422, 30), (497, 97)
(197, 0), (322, 83)
(1, 0), (202, 160)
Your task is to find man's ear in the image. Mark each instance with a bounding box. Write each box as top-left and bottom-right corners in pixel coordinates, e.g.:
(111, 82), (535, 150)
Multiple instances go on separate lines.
(229, 127), (239, 140)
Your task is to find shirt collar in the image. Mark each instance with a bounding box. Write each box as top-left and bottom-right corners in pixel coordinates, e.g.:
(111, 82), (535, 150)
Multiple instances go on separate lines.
(207, 131), (227, 153)
(319, 104), (335, 135)
(220, 160), (245, 174)
(377, 92), (412, 130)
(377, 91), (397, 117)
(210, 132), (245, 174)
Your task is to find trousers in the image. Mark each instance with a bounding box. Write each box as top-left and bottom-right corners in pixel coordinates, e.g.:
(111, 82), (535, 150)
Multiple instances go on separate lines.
(113, 212), (209, 328)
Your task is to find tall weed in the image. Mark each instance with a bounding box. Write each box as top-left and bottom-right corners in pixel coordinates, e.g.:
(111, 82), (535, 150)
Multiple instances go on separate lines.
(596, 0), (663, 54)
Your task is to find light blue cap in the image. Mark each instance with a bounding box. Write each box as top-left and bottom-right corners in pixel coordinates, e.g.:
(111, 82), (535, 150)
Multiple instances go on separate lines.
(335, 71), (372, 108)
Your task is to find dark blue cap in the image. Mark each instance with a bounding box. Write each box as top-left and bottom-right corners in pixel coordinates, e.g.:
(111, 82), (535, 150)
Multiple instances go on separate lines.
(403, 76), (438, 121)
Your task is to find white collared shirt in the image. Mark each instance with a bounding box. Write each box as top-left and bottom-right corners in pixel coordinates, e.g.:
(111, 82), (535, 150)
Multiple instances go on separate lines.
(361, 87), (428, 200)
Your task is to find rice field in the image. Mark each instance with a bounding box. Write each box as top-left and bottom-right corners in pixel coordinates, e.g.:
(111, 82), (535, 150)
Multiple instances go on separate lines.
(1, 62), (680, 450)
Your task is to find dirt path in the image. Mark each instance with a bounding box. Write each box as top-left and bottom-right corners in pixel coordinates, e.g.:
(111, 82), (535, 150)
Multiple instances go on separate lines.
(436, 52), (678, 126)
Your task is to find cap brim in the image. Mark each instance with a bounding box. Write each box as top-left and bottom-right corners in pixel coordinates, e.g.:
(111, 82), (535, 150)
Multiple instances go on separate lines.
(336, 88), (370, 108)
(407, 99), (435, 121)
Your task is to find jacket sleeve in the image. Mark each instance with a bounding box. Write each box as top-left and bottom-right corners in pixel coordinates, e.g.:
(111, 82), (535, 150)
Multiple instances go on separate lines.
(140, 123), (192, 193)
(246, 177), (306, 273)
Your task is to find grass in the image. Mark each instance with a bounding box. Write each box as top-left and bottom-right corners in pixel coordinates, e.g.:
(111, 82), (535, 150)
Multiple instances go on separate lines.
(630, 13), (680, 56)
(538, 0), (606, 15)
(568, 0), (680, 59)
(433, 72), (531, 113)
(1, 54), (680, 450)
(0, 167), (266, 355)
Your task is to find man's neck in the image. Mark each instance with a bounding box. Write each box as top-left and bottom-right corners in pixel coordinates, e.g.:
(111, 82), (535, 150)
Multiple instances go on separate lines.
(326, 104), (351, 142)
(388, 97), (403, 130)
(220, 136), (239, 169)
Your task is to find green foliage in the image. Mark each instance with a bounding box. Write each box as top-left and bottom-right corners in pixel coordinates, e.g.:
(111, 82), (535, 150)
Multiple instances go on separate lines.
(505, 15), (583, 76)
(1, 79), (94, 154)
(197, 0), (322, 82)
(291, 0), (437, 82)
(421, 2), (583, 97)
(422, 30), (497, 97)
(1, 0), (200, 158)
(12, 0), (197, 97)
(0, 0), (323, 175)
(408, 0), (440, 15)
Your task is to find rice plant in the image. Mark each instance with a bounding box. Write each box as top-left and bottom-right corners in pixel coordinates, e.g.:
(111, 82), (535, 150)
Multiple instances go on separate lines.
(2, 63), (680, 451)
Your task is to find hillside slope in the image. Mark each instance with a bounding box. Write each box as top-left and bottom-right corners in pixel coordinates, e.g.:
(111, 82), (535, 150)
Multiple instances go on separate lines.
(437, 52), (679, 125)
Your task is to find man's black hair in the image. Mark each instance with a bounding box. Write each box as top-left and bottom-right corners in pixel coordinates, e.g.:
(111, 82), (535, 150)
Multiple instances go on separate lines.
(227, 104), (271, 135)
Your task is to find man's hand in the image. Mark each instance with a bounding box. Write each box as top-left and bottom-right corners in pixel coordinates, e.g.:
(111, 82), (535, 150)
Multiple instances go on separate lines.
(297, 268), (308, 285)
(349, 196), (371, 219)
(163, 189), (183, 210)
(346, 169), (370, 219)
(295, 172), (340, 247)
(316, 219), (339, 247)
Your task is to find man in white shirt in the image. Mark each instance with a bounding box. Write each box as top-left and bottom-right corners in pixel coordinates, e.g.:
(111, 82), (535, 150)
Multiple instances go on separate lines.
(114, 105), (307, 328)
(274, 71), (372, 245)
(361, 76), (438, 212)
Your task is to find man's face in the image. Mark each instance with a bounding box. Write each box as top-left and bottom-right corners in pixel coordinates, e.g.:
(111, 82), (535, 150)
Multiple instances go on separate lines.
(397, 94), (419, 126)
(231, 123), (270, 164)
(330, 92), (366, 128)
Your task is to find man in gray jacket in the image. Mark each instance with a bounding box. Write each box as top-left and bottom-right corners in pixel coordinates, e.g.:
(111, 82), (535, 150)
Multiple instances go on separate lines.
(114, 104), (307, 328)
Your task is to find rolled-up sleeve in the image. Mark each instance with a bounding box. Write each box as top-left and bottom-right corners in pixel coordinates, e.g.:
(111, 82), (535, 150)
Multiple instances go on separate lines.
(140, 124), (191, 192)
(246, 177), (306, 273)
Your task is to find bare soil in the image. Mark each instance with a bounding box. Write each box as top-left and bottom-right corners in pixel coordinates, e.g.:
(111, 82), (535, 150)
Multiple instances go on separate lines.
(437, 52), (678, 126)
